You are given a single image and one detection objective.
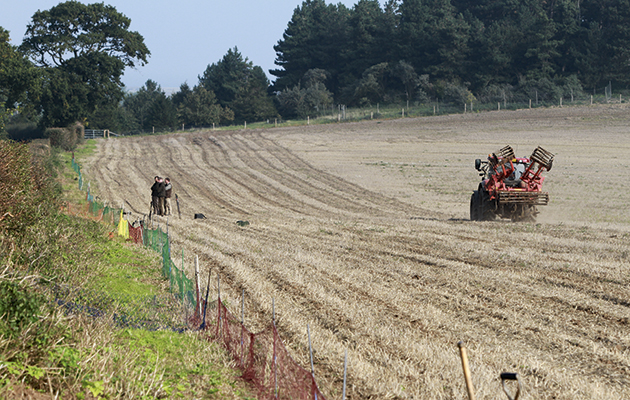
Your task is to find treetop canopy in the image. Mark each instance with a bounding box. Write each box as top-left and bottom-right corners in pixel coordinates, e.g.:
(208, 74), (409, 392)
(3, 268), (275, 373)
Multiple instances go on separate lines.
(20, 1), (150, 68)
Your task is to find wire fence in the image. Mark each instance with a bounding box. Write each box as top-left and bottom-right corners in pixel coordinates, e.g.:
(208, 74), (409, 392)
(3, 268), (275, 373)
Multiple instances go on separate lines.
(64, 156), (328, 400)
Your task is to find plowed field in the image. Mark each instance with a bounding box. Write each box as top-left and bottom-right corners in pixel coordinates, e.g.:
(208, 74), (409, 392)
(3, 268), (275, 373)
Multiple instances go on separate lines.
(86, 105), (630, 400)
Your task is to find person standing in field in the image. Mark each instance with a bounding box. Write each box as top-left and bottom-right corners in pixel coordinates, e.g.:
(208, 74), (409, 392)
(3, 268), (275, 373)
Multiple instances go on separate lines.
(157, 176), (166, 216)
(151, 176), (161, 216)
(164, 177), (172, 216)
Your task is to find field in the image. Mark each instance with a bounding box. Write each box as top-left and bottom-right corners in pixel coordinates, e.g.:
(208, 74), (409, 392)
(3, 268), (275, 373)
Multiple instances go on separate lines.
(85, 105), (630, 399)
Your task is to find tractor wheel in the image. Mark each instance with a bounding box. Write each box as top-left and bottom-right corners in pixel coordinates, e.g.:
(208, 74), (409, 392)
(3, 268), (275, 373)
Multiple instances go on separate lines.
(479, 189), (496, 221)
(470, 191), (480, 221)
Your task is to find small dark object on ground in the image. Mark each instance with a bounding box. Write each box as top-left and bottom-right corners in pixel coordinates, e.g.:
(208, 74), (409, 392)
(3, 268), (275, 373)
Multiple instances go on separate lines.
(236, 220), (249, 227)
(194, 213), (207, 219)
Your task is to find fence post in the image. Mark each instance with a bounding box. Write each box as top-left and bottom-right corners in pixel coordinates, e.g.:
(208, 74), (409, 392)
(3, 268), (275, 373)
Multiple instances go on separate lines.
(195, 255), (200, 314)
(201, 267), (211, 329)
(591, 95), (593, 105)
(560, 97), (563, 108)
(342, 349), (348, 400)
(275, 118), (277, 127)
(529, 99), (532, 108)
(498, 102), (500, 111)
(217, 273), (221, 339)
(273, 306), (278, 399)
(241, 289), (245, 367)
(181, 249), (185, 303)
(308, 324), (315, 378)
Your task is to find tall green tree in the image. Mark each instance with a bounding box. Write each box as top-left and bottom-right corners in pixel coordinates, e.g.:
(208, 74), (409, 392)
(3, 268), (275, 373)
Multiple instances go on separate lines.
(277, 68), (332, 118)
(19, 1), (149, 128)
(199, 47), (277, 123)
(346, 1), (391, 82)
(174, 83), (234, 127)
(122, 80), (176, 133)
(0, 27), (40, 136)
(574, 0), (630, 87)
(398, 0), (470, 81)
(271, 0), (351, 95)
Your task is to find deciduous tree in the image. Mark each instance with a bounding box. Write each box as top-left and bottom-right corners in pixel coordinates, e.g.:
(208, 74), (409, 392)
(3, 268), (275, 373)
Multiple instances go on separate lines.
(19, 1), (149, 128)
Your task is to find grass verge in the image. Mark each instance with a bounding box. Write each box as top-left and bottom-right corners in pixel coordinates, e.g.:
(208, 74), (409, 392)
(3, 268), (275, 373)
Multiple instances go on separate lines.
(0, 139), (254, 399)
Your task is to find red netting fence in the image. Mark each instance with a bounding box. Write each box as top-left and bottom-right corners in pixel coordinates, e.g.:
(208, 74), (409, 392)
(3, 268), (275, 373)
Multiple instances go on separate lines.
(195, 297), (326, 400)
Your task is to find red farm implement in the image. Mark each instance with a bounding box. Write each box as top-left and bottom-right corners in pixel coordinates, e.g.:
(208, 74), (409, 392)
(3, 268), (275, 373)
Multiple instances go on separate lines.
(470, 145), (554, 222)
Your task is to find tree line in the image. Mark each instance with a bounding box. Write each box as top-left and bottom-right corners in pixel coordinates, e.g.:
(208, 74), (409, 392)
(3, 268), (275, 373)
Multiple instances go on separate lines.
(273, 0), (630, 110)
(2, 0), (630, 139)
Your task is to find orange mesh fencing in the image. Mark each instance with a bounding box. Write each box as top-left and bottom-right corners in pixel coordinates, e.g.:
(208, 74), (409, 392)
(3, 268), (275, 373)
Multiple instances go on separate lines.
(200, 298), (326, 400)
(128, 224), (143, 245)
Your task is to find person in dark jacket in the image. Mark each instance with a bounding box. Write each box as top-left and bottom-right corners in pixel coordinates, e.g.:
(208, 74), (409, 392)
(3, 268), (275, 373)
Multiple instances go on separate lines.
(150, 176), (161, 216)
(164, 177), (172, 216)
(157, 177), (166, 216)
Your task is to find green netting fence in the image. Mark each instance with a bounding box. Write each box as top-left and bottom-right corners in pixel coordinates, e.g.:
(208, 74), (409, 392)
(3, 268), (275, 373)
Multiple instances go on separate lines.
(71, 156), (196, 310)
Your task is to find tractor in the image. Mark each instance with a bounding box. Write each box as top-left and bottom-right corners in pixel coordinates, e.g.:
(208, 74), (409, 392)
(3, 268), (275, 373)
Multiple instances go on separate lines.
(470, 145), (554, 222)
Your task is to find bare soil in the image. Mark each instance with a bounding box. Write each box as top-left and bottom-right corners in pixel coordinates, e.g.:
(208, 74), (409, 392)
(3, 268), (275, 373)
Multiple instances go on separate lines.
(86, 104), (630, 400)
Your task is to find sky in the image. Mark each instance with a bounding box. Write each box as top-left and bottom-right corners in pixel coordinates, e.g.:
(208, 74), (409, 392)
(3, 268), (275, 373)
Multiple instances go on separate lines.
(4, 0), (373, 93)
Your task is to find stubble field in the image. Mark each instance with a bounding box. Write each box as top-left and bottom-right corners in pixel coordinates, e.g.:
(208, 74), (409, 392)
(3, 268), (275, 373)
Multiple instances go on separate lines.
(86, 105), (630, 399)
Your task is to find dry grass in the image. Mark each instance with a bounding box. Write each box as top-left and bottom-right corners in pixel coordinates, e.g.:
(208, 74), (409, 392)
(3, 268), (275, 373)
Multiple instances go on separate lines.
(85, 104), (630, 399)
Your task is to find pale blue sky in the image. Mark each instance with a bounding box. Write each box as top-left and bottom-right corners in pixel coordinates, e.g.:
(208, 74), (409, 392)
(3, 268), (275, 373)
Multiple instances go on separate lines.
(3, 0), (371, 92)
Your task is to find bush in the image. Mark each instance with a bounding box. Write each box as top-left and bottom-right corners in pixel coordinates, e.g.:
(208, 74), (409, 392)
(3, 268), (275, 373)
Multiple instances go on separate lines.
(69, 122), (85, 146)
(6, 122), (44, 141)
(0, 280), (44, 337)
(47, 127), (76, 151)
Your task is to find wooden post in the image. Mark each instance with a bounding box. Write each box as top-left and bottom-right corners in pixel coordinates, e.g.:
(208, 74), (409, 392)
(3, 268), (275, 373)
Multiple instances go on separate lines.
(458, 342), (476, 400)
(307, 116), (310, 125)
(498, 102), (500, 111)
(529, 99), (532, 108)
(241, 289), (245, 366)
(152, 126), (155, 134)
(307, 324), (315, 377)
(213, 123), (215, 130)
(433, 105), (436, 115)
(560, 97), (563, 107)
(464, 103), (467, 113)
(402, 108), (405, 117)
(182, 123), (184, 131)
(370, 111), (373, 119)
(342, 349), (348, 400)
(275, 118), (277, 127)
(244, 121), (247, 129)
(195, 255), (200, 308)
(591, 95), (593, 105)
